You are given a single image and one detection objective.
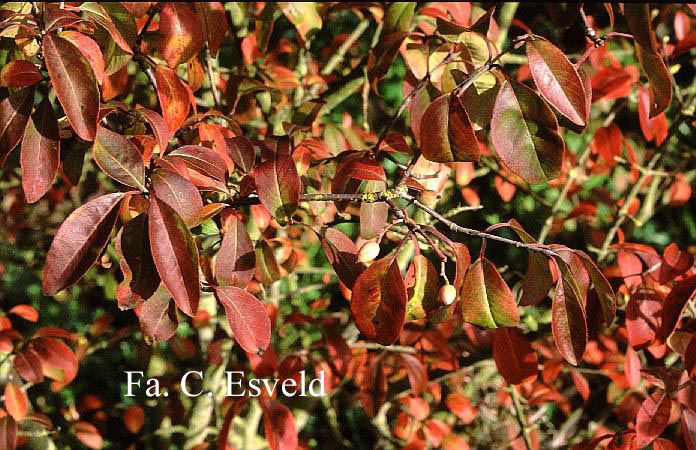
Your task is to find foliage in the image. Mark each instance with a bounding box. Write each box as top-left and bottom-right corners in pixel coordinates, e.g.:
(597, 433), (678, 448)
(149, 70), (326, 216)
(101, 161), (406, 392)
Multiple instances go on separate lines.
(1, 2), (696, 449)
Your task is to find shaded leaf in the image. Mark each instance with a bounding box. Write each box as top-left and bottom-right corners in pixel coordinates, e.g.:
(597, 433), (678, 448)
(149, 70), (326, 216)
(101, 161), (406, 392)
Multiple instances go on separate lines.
(0, 416), (17, 450)
(226, 136), (256, 173)
(626, 287), (662, 349)
(215, 214), (256, 287)
(21, 97), (60, 203)
(116, 213), (160, 308)
(195, 2), (227, 57)
(460, 258), (520, 329)
(43, 192), (127, 295)
(0, 60), (42, 87)
(551, 257), (588, 365)
(214, 285), (271, 354)
(659, 275), (696, 343)
(492, 327), (538, 385)
(491, 79), (564, 183)
(255, 239), (282, 285)
(138, 288), (178, 343)
(420, 94), (480, 163)
(13, 349), (44, 384)
(260, 398), (298, 450)
(148, 196), (200, 317)
(43, 34), (99, 141)
(314, 227), (363, 289)
(0, 87), (34, 166)
(405, 254), (439, 321)
(279, 2), (322, 41)
(636, 389), (671, 448)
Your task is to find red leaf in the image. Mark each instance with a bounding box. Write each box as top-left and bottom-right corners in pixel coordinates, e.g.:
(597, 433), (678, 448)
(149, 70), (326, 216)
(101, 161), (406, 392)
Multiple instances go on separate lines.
(591, 124), (623, 165)
(625, 345), (642, 388)
(399, 354), (428, 396)
(59, 31), (105, 85)
(0, 416), (17, 450)
(420, 94), (480, 163)
(0, 87), (34, 166)
(13, 349), (44, 384)
(150, 168), (203, 228)
(255, 239), (282, 285)
(341, 157), (386, 181)
(43, 192), (127, 295)
(659, 243), (694, 285)
(591, 65), (638, 102)
(42, 34), (99, 141)
(136, 107), (171, 155)
(93, 126), (146, 190)
(116, 213), (160, 308)
(138, 288), (178, 343)
(492, 327), (538, 385)
(351, 257), (407, 345)
(20, 97), (60, 203)
(360, 181), (389, 240)
(635, 389), (671, 447)
(30, 336), (78, 388)
(154, 65), (191, 134)
(195, 2), (227, 57)
(73, 421), (104, 450)
(314, 227), (363, 289)
(214, 285), (271, 354)
(3, 381), (28, 422)
(527, 36), (588, 126)
(215, 214), (256, 288)
(682, 405), (696, 450)
(253, 155), (301, 224)
(638, 86), (668, 145)
(491, 79), (564, 183)
(159, 3), (205, 68)
(461, 258), (520, 329)
(8, 305), (38, 322)
(226, 136), (256, 173)
(148, 196), (200, 317)
(445, 392), (478, 424)
(0, 60), (42, 88)
(624, 4), (673, 117)
(164, 145), (228, 181)
(123, 405), (145, 434)
(659, 275), (696, 343)
(571, 371), (590, 401)
(260, 398), (298, 450)
(551, 257), (588, 365)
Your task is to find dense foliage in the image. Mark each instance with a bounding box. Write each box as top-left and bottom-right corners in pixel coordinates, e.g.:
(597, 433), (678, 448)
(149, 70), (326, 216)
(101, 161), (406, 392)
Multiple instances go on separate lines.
(1, 2), (696, 449)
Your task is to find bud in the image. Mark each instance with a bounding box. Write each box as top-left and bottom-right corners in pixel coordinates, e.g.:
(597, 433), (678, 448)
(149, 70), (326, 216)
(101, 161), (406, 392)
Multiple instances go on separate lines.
(358, 242), (380, 263)
(419, 190), (439, 207)
(438, 284), (457, 305)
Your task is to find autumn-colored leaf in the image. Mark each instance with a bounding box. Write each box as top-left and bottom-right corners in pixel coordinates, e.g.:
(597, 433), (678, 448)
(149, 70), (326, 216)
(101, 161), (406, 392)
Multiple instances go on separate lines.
(59, 30), (105, 85)
(13, 349), (44, 384)
(626, 287), (663, 349)
(624, 4), (672, 117)
(550, 257), (588, 365)
(405, 254), (439, 321)
(8, 305), (38, 322)
(150, 168), (203, 228)
(351, 257), (407, 345)
(460, 258), (520, 329)
(492, 327), (538, 385)
(260, 398), (298, 450)
(138, 288), (178, 343)
(215, 214), (256, 288)
(0, 416), (17, 450)
(635, 389), (671, 448)
(491, 78), (564, 183)
(30, 336), (78, 389)
(73, 421), (104, 450)
(21, 97), (60, 203)
(314, 227), (363, 289)
(123, 405), (145, 434)
(159, 3), (205, 68)
(527, 36), (588, 126)
(214, 285), (271, 354)
(117, 213), (160, 308)
(659, 243), (694, 285)
(148, 196), (200, 317)
(3, 381), (28, 422)
(0, 60), (42, 88)
(360, 181), (389, 240)
(154, 65), (191, 134)
(43, 192), (127, 295)
(93, 126), (146, 190)
(255, 239), (282, 285)
(659, 275), (696, 343)
(0, 87), (34, 166)
(226, 136), (256, 173)
(420, 94), (480, 163)
(42, 34), (99, 141)
(253, 154), (301, 224)
(164, 145), (228, 181)
(195, 2), (228, 57)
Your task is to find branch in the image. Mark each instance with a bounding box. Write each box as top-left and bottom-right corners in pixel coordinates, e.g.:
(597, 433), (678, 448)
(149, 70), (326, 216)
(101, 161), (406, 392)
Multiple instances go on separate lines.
(510, 385), (534, 450)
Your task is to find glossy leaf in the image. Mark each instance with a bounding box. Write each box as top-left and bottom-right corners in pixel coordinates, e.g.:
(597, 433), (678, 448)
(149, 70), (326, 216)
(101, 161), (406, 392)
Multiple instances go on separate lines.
(21, 98), (60, 203)
(491, 79), (564, 184)
(636, 390), (671, 448)
(215, 214), (256, 287)
(226, 136), (256, 173)
(0, 87), (34, 166)
(159, 2), (205, 68)
(30, 336), (78, 389)
(43, 192), (127, 295)
(13, 349), (44, 384)
(3, 381), (28, 422)
(405, 254), (439, 321)
(214, 285), (271, 354)
(42, 34), (99, 141)
(492, 327), (538, 385)
(624, 4), (672, 117)
(253, 155), (301, 224)
(148, 196), (200, 317)
(165, 145), (228, 181)
(527, 36), (588, 126)
(351, 257), (407, 345)
(460, 258), (520, 329)
(420, 94), (480, 163)
(154, 65), (191, 134)
(93, 126), (146, 190)
(0, 59), (42, 87)
(551, 257), (588, 365)
(150, 169), (203, 228)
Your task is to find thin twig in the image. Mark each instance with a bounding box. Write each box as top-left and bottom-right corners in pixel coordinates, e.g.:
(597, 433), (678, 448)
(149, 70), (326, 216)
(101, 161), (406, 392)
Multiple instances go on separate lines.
(510, 385), (534, 450)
